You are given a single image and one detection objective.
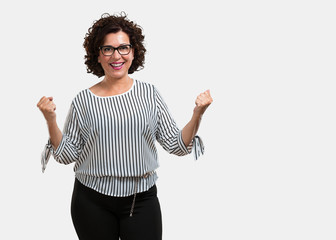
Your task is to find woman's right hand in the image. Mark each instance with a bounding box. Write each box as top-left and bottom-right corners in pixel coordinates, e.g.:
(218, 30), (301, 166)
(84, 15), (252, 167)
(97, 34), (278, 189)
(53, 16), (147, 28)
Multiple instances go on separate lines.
(37, 96), (57, 123)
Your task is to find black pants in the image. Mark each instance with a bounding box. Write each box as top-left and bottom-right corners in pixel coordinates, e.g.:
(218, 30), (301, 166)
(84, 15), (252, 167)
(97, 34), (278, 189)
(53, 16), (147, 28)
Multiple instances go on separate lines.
(71, 179), (162, 240)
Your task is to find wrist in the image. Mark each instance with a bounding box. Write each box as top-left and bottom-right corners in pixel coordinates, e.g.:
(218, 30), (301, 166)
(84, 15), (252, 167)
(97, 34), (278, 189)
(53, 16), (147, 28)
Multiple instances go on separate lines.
(46, 118), (57, 127)
(192, 108), (203, 118)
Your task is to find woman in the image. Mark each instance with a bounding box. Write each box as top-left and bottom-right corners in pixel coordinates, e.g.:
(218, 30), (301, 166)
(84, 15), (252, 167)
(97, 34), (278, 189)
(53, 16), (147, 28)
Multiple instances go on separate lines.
(37, 13), (212, 240)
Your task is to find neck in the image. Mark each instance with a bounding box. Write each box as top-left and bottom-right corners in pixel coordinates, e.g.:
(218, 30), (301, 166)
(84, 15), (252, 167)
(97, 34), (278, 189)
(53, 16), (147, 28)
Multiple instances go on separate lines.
(99, 75), (133, 95)
(102, 75), (131, 87)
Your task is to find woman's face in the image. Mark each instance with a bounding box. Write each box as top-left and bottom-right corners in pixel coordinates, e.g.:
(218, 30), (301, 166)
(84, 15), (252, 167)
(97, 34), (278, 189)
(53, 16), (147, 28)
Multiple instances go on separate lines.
(98, 31), (134, 80)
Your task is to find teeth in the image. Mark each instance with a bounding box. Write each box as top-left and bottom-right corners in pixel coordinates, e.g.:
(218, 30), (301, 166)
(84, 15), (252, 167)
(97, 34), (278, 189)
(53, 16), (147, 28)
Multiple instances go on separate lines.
(111, 63), (123, 67)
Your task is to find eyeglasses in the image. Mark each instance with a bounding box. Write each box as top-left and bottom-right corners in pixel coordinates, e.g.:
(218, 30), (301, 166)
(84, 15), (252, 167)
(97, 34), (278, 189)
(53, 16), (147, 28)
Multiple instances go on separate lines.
(99, 44), (132, 56)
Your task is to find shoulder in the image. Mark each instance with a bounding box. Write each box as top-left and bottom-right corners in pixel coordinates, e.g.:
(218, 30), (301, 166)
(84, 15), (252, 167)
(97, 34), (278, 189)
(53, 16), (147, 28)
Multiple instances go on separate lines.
(73, 89), (90, 101)
(70, 89), (91, 108)
(133, 79), (158, 95)
(134, 79), (155, 90)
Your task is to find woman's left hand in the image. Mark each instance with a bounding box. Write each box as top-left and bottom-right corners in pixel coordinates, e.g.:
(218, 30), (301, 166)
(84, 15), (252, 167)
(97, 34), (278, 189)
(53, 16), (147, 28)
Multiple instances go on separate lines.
(194, 90), (213, 116)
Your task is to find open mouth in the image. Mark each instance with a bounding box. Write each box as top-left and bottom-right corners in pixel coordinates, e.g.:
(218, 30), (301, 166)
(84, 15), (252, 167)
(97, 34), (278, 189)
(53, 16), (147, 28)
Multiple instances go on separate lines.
(110, 62), (125, 70)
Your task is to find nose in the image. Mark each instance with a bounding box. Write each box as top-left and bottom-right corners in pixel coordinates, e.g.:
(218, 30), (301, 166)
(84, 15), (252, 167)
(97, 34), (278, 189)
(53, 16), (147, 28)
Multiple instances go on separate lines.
(111, 49), (121, 59)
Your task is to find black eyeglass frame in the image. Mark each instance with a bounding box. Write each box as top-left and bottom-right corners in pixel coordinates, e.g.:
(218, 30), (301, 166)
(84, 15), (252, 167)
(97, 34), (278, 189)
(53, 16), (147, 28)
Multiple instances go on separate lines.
(99, 44), (133, 56)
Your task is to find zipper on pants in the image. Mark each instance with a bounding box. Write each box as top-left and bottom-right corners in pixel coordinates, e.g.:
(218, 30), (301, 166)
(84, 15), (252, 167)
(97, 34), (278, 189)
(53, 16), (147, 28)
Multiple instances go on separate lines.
(129, 171), (155, 217)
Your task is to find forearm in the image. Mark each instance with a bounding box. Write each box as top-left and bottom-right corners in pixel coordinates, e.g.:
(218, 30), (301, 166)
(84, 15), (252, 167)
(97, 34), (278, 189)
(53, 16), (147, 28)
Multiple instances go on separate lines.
(47, 120), (63, 150)
(181, 112), (202, 147)
(181, 89), (212, 146)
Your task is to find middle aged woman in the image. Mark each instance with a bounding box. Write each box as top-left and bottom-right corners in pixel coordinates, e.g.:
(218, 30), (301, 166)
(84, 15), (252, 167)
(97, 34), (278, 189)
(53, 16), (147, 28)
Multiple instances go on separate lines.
(37, 13), (213, 240)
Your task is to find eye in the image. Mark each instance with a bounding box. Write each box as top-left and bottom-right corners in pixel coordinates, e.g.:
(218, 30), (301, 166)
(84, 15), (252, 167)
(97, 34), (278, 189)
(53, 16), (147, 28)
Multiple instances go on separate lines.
(119, 45), (129, 50)
(103, 47), (113, 52)
(118, 45), (131, 54)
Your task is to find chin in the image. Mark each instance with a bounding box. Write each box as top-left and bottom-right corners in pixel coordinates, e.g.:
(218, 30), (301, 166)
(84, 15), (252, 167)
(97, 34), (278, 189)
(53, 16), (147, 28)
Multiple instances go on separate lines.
(108, 72), (127, 80)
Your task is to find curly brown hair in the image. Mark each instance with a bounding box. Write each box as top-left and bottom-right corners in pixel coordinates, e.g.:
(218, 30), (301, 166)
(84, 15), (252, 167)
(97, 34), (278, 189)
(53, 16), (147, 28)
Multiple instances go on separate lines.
(83, 12), (146, 77)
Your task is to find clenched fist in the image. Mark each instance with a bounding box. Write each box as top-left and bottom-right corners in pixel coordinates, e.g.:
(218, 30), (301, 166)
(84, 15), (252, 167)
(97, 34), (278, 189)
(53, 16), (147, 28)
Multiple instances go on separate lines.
(194, 90), (213, 116)
(37, 96), (57, 123)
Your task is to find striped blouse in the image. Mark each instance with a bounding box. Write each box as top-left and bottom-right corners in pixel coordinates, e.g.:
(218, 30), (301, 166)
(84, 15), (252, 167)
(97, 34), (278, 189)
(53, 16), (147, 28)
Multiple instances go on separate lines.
(41, 79), (204, 197)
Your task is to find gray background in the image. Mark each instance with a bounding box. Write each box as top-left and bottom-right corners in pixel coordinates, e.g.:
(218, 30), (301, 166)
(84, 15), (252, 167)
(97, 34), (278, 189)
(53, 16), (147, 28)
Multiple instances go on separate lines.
(0, 0), (335, 239)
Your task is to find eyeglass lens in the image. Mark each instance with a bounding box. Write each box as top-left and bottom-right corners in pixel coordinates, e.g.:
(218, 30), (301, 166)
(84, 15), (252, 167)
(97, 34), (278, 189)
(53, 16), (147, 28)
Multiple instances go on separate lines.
(101, 45), (131, 56)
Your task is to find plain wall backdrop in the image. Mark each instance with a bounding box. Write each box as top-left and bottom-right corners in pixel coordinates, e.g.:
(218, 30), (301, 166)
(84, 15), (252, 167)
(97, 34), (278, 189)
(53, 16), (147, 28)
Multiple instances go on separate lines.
(0, 0), (335, 239)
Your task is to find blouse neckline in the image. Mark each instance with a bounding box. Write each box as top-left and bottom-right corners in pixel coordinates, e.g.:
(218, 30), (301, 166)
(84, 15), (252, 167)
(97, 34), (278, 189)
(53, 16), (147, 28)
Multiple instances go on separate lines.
(87, 79), (136, 98)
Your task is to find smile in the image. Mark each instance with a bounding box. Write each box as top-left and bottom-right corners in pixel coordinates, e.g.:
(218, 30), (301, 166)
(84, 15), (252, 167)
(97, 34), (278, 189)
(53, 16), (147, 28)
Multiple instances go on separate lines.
(110, 62), (125, 70)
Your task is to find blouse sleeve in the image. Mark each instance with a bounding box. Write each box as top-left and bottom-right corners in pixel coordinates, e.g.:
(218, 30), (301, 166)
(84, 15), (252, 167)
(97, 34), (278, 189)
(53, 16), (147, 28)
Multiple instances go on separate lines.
(154, 87), (204, 160)
(41, 102), (83, 172)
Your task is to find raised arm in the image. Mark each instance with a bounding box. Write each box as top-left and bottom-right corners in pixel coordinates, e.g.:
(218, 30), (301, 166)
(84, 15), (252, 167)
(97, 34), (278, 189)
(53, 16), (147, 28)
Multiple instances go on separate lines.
(37, 96), (62, 150)
(155, 87), (213, 158)
(38, 96), (83, 172)
(181, 90), (213, 146)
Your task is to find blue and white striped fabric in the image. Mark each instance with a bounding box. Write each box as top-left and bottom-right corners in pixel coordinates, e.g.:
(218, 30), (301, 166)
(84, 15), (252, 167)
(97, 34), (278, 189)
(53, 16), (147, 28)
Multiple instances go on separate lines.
(41, 79), (204, 196)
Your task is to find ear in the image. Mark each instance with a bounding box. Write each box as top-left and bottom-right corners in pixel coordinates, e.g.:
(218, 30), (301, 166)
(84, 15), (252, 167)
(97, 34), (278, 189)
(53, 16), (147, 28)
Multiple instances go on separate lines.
(131, 49), (135, 60)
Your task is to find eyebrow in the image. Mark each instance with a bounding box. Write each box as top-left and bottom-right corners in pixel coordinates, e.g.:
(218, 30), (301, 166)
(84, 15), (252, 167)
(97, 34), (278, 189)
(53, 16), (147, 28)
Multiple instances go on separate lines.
(102, 43), (130, 47)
